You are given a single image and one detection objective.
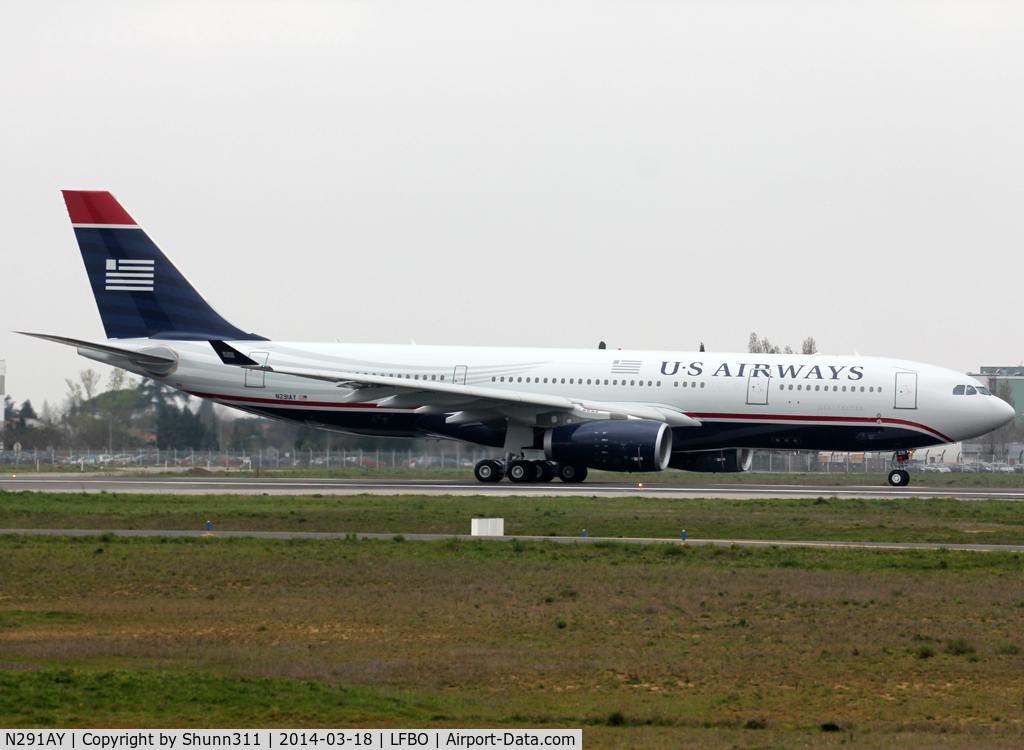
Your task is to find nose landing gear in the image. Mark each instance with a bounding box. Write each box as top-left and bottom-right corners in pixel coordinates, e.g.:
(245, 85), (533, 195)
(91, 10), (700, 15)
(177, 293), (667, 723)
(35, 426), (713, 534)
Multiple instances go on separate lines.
(888, 450), (911, 487)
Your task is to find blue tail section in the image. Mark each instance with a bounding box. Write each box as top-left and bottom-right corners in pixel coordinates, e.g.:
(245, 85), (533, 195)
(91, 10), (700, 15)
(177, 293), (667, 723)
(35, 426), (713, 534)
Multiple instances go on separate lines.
(63, 190), (265, 341)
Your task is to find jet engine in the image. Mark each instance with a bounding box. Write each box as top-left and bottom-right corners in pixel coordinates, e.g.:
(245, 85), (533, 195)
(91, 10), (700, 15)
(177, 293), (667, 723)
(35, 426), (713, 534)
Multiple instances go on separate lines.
(670, 448), (754, 473)
(543, 419), (673, 472)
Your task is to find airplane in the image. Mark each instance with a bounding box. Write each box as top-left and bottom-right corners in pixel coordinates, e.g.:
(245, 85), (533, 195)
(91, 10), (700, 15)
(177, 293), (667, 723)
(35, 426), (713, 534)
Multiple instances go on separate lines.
(22, 190), (1015, 487)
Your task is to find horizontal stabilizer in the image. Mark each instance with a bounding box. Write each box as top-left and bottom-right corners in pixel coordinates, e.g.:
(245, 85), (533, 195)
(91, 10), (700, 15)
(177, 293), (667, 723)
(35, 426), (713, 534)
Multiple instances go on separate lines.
(18, 332), (178, 375)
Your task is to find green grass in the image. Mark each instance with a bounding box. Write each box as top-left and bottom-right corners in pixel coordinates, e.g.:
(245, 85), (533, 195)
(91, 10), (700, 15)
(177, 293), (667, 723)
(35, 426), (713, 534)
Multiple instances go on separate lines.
(0, 669), (450, 728)
(5, 490), (1024, 545)
(1, 534), (1024, 745)
(4, 491), (1024, 746)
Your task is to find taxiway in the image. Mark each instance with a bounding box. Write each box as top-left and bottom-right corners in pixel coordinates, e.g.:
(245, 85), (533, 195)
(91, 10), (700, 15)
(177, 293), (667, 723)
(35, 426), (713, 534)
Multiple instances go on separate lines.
(1, 473), (1022, 500)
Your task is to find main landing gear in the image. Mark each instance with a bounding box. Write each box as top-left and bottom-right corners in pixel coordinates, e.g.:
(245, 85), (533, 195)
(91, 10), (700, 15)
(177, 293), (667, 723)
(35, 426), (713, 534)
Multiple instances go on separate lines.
(473, 457), (587, 484)
(888, 450), (911, 487)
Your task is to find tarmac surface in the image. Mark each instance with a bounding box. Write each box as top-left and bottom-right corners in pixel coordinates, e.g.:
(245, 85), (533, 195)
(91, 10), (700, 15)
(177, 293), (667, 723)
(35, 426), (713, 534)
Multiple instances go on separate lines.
(1, 527), (1021, 553)
(2, 473), (1024, 500)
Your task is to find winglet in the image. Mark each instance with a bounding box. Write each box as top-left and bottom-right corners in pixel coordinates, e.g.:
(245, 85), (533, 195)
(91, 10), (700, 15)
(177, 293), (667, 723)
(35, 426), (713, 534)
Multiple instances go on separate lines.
(209, 340), (260, 367)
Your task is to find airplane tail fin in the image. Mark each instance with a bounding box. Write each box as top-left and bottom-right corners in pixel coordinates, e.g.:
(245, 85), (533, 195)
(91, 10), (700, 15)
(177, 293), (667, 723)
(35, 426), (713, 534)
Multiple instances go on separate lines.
(62, 190), (265, 341)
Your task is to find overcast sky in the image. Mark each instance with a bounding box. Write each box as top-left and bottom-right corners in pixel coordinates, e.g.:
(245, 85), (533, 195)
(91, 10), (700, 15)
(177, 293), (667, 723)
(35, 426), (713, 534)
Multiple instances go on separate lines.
(2, 1), (1022, 412)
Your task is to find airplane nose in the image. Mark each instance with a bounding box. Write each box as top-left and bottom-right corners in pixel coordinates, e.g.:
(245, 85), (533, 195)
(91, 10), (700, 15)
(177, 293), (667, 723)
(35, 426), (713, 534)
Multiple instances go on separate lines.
(996, 397), (1017, 427)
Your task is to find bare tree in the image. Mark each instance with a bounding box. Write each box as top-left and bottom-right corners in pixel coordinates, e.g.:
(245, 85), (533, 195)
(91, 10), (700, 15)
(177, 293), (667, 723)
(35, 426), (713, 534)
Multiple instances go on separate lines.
(80, 369), (101, 400)
(802, 336), (818, 355)
(748, 333), (781, 354)
(107, 368), (137, 392)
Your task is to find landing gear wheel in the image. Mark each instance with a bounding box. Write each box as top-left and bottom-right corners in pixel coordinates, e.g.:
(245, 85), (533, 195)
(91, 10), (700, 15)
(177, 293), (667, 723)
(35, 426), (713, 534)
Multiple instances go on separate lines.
(887, 469), (910, 487)
(533, 460), (555, 483)
(557, 464), (588, 483)
(508, 460), (535, 483)
(474, 459), (504, 483)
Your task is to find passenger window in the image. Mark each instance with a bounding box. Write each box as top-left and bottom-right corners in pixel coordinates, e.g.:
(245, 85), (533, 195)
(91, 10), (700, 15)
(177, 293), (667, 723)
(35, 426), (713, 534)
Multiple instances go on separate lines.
(815, 385), (820, 391)
(587, 379), (591, 385)
(842, 386), (847, 392)
(674, 381), (679, 387)
(656, 381), (661, 387)
(492, 377), (496, 382)
(604, 379), (609, 385)
(797, 385), (801, 390)
(631, 380), (635, 386)
(517, 377), (522, 383)
(779, 385), (784, 391)
(561, 378), (565, 384)
(966, 386), (977, 395)
(860, 386), (864, 392)
(869, 386), (874, 392)
(440, 375), (444, 380)
(700, 382), (705, 388)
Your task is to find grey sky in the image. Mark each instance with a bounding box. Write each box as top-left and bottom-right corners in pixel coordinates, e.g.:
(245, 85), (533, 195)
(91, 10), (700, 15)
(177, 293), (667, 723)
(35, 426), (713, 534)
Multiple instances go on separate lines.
(2, 1), (1022, 412)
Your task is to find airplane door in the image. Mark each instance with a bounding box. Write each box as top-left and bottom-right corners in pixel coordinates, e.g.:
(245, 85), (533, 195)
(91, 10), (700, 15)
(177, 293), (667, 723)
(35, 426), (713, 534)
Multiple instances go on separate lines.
(747, 371), (770, 405)
(453, 365), (467, 385)
(894, 372), (918, 409)
(245, 352), (269, 388)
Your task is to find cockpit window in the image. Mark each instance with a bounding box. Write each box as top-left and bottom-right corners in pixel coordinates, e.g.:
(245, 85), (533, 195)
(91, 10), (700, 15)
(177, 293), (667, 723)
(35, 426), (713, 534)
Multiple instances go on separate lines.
(953, 385), (965, 395)
(966, 385), (977, 395)
(978, 386), (991, 395)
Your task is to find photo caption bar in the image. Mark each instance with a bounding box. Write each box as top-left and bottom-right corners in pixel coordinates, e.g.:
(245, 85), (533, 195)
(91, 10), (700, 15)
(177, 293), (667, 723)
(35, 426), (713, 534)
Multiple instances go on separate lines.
(0, 730), (582, 749)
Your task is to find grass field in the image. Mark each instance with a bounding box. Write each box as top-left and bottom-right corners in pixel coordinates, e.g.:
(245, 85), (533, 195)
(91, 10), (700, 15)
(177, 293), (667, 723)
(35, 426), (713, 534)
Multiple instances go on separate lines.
(4, 490), (1024, 545)
(3, 493), (1024, 747)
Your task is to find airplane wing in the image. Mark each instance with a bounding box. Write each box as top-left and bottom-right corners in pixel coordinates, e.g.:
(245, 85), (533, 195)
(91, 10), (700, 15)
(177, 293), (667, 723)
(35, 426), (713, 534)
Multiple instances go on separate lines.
(209, 341), (700, 427)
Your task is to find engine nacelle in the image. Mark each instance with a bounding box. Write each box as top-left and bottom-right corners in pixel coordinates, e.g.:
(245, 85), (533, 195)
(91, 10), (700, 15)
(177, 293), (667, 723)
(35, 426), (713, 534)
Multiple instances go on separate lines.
(543, 419), (673, 472)
(669, 448), (754, 473)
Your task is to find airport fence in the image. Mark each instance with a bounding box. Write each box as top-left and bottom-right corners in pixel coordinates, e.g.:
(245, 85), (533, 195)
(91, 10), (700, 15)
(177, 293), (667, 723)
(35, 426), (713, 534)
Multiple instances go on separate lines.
(1, 446), (1020, 474)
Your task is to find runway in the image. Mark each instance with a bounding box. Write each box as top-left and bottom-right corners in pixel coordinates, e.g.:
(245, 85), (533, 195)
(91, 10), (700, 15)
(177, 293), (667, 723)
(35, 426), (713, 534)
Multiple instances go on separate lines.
(1, 526), (1021, 553)
(2, 473), (1024, 500)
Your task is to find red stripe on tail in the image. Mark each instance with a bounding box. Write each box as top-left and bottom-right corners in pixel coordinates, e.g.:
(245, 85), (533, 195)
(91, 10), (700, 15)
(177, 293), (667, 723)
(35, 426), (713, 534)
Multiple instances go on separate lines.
(62, 190), (137, 225)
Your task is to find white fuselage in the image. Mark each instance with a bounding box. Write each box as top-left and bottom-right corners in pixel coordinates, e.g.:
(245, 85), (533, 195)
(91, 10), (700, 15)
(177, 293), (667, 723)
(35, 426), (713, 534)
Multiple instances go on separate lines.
(98, 339), (1014, 454)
